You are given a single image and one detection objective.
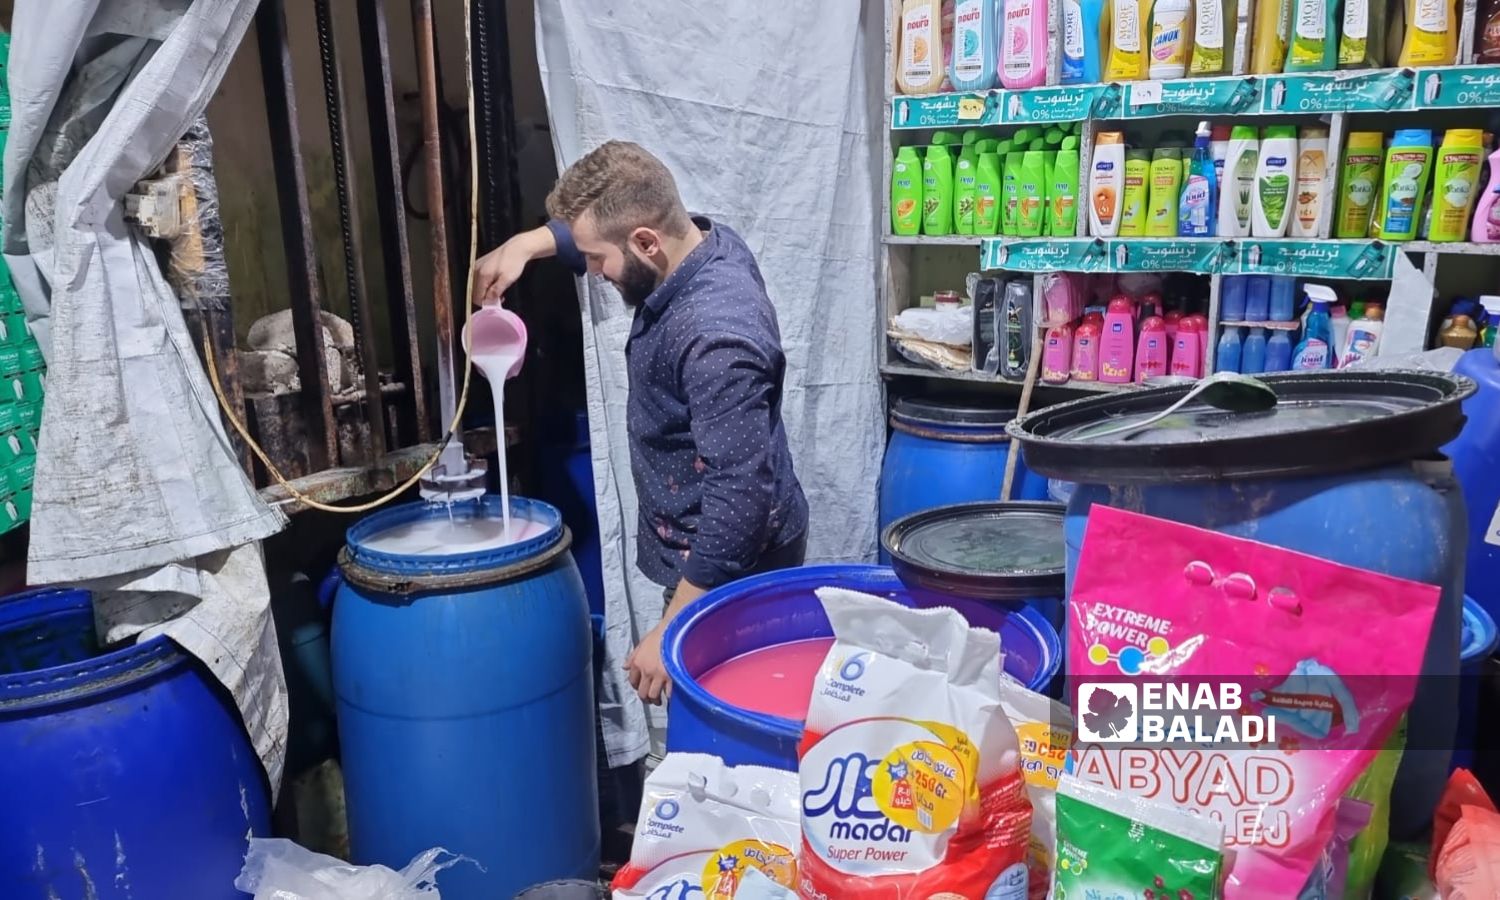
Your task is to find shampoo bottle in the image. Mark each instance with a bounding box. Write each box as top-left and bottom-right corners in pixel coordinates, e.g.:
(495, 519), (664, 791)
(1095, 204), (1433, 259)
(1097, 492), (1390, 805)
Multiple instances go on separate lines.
(1147, 148), (1184, 236)
(1043, 322), (1075, 383)
(1242, 327), (1269, 373)
(923, 144), (956, 235)
(1135, 306), (1170, 380)
(1339, 303), (1385, 365)
(1179, 120), (1218, 237)
(974, 150), (1004, 234)
(1071, 316), (1102, 380)
(1191, 0), (1235, 73)
(1265, 328), (1294, 371)
(1018, 147), (1048, 236)
(1398, 0), (1458, 65)
(1430, 128), (1484, 242)
(1284, 0), (1339, 71)
(1480, 0), (1500, 62)
(1471, 146), (1500, 241)
(1063, 0), (1111, 83)
(1003, 134), (1030, 235)
(949, 0), (1001, 90)
(897, 0), (947, 94)
(1377, 128), (1434, 241)
(1003, 0), (1050, 88)
(1121, 148), (1153, 236)
(1170, 317), (1203, 377)
(954, 143), (979, 234)
(1220, 126), (1260, 237)
(1050, 136), (1082, 235)
(1090, 131), (1127, 236)
(1252, 125), (1298, 237)
(1339, 0), (1387, 67)
(1292, 126), (1330, 237)
(1292, 282), (1336, 368)
(892, 147), (925, 235)
(1149, 0), (1194, 79)
(1107, 0), (1151, 79)
(1334, 132), (1385, 238)
(1099, 296), (1138, 383)
(1251, 0), (1292, 73)
(1215, 326), (1244, 373)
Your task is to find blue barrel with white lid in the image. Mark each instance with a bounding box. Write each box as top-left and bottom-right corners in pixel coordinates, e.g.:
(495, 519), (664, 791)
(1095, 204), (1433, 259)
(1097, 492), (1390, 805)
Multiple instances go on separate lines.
(1010, 369), (1475, 839)
(1444, 348), (1500, 626)
(0, 587), (271, 898)
(662, 564), (1060, 770)
(333, 496), (598, 898)
(879, 397), (1049, 561)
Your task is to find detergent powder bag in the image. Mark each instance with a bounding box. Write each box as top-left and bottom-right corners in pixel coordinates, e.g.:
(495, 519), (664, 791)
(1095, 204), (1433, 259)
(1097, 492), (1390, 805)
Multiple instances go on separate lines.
(612, 753), (799, 900)
(798, 587), (1032, 899)
(999, 675), (1073, 899)
(1067, 507), (1440, 899)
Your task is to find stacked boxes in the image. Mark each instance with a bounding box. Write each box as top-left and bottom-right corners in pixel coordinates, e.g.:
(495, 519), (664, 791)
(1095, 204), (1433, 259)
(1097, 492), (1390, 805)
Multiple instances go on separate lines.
(0, 32), (41, 535)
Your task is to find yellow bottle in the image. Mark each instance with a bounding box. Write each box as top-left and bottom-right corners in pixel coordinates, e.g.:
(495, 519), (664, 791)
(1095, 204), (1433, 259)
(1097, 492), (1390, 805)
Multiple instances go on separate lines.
(1107, 0), (1150, 80)
(1397, 0), (1459, 65)
(1250, 0), (1291, 73)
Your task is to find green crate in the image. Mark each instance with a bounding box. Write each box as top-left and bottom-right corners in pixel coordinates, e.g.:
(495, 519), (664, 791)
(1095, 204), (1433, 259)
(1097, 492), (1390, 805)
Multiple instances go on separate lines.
(15, 401), (40, 433)
(0, 313), (28, 346)
(19, 340), (43, 373)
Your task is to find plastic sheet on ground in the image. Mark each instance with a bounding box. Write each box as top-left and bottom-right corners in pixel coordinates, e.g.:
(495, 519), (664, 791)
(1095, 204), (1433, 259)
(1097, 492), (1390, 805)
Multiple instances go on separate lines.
(235, 838), (467, 899)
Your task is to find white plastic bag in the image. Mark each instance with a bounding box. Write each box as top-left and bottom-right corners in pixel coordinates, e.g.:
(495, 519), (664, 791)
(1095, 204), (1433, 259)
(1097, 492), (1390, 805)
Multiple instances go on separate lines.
(234, 838), (466, 899)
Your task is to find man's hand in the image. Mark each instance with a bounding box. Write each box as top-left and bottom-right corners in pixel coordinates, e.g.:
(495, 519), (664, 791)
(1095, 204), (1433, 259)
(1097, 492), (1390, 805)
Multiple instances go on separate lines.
(625, 623), (670, 705)
(472, 226), (557, 305)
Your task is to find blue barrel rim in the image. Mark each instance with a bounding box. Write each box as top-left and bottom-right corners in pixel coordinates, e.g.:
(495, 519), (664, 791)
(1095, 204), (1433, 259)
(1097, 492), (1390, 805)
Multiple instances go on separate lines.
(662, 564), (1062, 744)
(0, 586), (183, 710)
(1463, 596), (1499, 662)
(346, 495), (565, 577)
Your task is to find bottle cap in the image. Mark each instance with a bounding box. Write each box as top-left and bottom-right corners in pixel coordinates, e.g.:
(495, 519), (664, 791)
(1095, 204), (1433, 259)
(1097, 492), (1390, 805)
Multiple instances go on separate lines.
(1212, 124), (1232, 141)
(1264, 125), (1298, 141)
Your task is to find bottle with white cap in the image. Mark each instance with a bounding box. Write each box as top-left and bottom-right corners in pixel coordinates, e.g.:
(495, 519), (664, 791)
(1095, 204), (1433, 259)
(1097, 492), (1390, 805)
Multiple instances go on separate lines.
(1480, 295), (1500, 348)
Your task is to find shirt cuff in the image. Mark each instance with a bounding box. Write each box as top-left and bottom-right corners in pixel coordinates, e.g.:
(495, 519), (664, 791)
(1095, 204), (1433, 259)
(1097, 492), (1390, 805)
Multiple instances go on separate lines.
(546, 219), (587, 276)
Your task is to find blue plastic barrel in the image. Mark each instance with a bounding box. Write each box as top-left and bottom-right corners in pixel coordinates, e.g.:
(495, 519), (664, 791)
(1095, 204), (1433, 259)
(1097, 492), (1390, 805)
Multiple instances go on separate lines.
(0, 587), (271, 899)
(333, 496), (599, 899)
(1446, 349), (1500, 625)
(536, 410), (606, 617)
(1455, 597), (1499, 772)
(662, 564), (1061, 770)
(879, 398), (1049, 562)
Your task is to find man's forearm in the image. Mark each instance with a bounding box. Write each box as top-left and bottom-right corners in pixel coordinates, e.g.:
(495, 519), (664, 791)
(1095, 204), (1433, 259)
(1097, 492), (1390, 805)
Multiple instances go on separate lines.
(663, 575), (709, 625)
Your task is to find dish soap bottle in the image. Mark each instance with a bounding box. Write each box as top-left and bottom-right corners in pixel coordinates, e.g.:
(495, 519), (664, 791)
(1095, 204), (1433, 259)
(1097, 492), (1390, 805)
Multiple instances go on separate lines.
(1107, 0), (1151, 79)
(1149, 0), (1193, 80)
(897, 0), (947, 94)
(1377, 128), (1434, 241)
(1003, 0), (1050, 88)
(1253, 126), (1297, 237)
(1220, 126), (1259, 237)
(1429, 128), (1484, 242)
(1334, 132), (1385, 238)
(1292, 126), (1330, 237)
(1191, 0), (1235, 73)
(1292, 283), (1337, 369)
(923, 144), (955, 235)
(1398, 0), (1458, 65)
(1339, 303), (1386, 365)
(1180, 121), (1218, 237)
(949, 0), (1000, 90)
(1284, 0), (1339, 71)
(891, 147), (925, 235)
(1090, 131), (1127, 236)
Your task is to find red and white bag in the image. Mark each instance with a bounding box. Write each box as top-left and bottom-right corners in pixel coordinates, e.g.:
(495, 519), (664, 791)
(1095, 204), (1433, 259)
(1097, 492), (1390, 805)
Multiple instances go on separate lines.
(797, 587), (1032, 899)
(612, 753), (799, 900)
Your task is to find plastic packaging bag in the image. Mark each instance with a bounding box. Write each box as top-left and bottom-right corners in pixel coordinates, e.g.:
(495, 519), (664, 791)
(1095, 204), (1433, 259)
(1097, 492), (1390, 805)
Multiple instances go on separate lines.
(1296, 799), (1371, 899)
(611, 752), (799, 899)
(234, 838), (464, 899)
(1430, 767), (1497, 878)
(798, 587), (1032, 898)
(1342, 720), (1406, 898)
(1067, 507), (1440, 898)
(1434, 804), (1500, 897)
(999, 675), (1073, 899)
(1054, 775), (1227, 900)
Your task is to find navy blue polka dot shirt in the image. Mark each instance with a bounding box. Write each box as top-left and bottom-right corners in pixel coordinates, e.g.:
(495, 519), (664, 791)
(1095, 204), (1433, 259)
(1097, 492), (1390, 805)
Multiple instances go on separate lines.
(554, 216), (808, 589)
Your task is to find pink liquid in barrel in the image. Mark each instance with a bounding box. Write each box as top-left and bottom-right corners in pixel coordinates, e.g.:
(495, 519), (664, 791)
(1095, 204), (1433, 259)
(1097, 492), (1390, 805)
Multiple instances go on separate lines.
(696, 637), (835, 721)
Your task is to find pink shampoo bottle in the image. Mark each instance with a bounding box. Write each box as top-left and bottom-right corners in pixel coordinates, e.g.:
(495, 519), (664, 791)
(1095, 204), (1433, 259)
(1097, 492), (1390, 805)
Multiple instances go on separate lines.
(1098, 296), (1136, 383)
(1042, 322), (1074, 383)
(1472, 147), (1500, 242)
(1000, 0), (1048, 89)
(1134, 306), (1169, 381)
(1071, 316), (1101, 381)
(1171, 316), (1203, 378)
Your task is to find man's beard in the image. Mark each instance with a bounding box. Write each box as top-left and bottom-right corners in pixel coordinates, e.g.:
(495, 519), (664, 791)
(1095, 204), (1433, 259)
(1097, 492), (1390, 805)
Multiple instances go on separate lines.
(614, 252), (661, 308)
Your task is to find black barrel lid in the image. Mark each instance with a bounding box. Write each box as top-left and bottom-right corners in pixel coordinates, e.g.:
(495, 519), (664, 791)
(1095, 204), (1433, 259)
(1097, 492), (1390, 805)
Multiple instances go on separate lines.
(1007, 369), (1476, 485)
(892, 396), (1019, 428)
(883, 501), (1067, 600)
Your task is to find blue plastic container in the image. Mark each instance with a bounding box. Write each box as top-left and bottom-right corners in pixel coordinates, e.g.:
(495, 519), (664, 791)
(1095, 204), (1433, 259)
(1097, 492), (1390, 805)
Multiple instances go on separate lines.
(1455, 597), (1498, 772)
(536, 410), (606, 618)
(0, 587), (271, 899)
(662, 564), (1062, 770)
(333, 496), (599, 898)
(879, 398), (1048, 562)
(1445, 348), (1500, 626)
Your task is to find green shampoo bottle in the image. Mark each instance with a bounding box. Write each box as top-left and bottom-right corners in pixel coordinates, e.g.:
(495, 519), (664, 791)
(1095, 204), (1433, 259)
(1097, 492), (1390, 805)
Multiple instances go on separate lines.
(923, 144), (955, 236)
(891, 146), (924, 236)
(955, 143), (980, 234)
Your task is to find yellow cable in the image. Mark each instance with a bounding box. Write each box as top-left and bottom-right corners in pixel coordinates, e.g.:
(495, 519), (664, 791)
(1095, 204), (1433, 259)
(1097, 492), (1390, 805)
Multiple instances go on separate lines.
(201, 0), (481, 514)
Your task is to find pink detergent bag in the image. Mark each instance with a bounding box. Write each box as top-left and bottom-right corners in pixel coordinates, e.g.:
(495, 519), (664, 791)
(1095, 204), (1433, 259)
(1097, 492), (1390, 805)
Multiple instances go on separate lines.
(1067, 507), (1440, 899)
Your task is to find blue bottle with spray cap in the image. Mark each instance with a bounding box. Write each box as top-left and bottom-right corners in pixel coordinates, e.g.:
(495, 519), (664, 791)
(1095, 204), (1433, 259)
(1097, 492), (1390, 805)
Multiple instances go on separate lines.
(1292, 283), (1337, 369)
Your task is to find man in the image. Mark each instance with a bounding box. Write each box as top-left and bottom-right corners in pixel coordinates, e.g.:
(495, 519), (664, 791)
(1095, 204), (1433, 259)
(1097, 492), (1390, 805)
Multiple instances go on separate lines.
(474, 141), (808, 705)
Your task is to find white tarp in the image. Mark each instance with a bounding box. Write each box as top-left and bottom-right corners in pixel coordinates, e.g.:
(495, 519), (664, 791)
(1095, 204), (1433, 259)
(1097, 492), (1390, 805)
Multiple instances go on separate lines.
(3, 0), (288, 787)
(535, 0), (886, 765)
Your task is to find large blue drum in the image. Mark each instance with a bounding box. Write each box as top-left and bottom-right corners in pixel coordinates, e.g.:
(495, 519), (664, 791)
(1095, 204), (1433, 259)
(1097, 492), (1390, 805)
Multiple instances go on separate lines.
(333, 496), (598, 898)
(879, 397), (1048, 561)
(1011, 370), (1474, 840)
(1445, 348), (1500, 625)
(0, 587), (271, 899)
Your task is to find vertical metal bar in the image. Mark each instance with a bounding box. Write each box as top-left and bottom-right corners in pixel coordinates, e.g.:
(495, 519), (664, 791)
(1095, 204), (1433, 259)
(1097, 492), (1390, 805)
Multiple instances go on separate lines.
(412, 0), (460, 464)
(314, 0), (387, 458)
(471, 0), (524, 250)
(256, 0), (337, 470)
(357, 0), (429, 443)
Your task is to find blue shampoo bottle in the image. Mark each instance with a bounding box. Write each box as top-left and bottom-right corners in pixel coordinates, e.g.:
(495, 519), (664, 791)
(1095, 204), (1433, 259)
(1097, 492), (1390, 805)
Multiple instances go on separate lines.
(949, 0), (1001, 90)
(1061, 0), (1107, 84)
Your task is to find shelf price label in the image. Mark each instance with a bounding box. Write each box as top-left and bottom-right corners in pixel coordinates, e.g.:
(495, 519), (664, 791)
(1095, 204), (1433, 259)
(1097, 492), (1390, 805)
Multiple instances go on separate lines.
(1125, 77), (1259, 118)
(1260, 69), (1414, 114)
(981, 238), (1105, 272)
(1414, 65), (1500, 109)
(892, 92), (999, 130)
(1232, 240), (1396, 279)
(1000, 84), (1116, 124)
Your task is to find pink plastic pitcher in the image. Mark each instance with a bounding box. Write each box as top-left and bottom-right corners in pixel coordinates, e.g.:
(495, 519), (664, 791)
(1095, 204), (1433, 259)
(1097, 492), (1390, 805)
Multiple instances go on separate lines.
(463, 307), (528, 380)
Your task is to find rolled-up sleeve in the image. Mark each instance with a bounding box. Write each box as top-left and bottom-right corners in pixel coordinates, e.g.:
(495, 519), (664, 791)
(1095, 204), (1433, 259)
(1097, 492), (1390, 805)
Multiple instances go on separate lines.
(677, 332), (778, 589)
(546, 219), (587, 275)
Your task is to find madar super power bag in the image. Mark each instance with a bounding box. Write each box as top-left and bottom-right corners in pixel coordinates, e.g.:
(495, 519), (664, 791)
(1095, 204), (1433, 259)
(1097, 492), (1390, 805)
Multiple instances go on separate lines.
(797, 587), (1033, 899)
